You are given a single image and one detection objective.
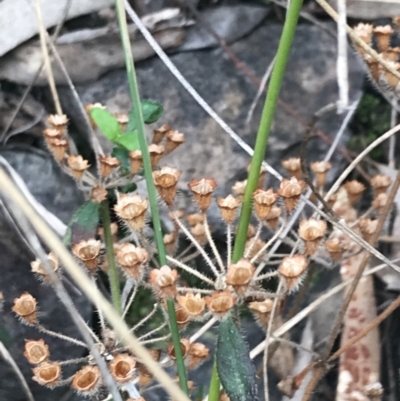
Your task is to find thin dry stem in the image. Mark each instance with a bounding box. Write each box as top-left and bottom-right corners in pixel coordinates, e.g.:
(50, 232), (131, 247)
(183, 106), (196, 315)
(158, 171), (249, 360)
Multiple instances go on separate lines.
(167, 255), (214, 286)
(204, 214), (225, 272)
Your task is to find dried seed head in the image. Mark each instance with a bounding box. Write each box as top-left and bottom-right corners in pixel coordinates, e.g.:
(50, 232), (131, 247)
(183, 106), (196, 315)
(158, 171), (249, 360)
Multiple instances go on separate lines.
(72, 365), (101, 395)
(353, 23), (374, 55)
(374, 25), (394, 52)
(153, 166), (181, 205)
(24, 339), (50, 364)
(310, 161), (332, 188)
(174, 304), (191, 329)
(12, 292), (37, 324)
(188, 342), (210, 369)
(383, 61), (400, 87)
(249, 299), (274, 327)
(186, 213), (204, 227)
(265, 206), (282, 229)
(282, 158), (301, 180)
(205, 290), (236, 317)
(164, 231), (178, 255)
(114, 194), (148, 231)
(30, 252), (59, 282)
(148, 144), (165, 168)
(298, 218), (327, 256)
(372, 192), (388, 210)
(136, 350), (160, 387)
(326, 192), (338, 209)
(72, 239), (101, 272)
(47, 138), (68, 161)
(343, 180), (365, 205)
(371, 174), (391, 197)
(165, 130), (185, 154)
(99, 155), (120, 177)
(245, 238), (266, 262)
(232, 180), (247, 201)
(188, 178), (217, 211)
(176, 292), (206, 318)
(116, 243), (149, 279)
(91, 186), (108, 204)
(278, 255), (308, 292)
(279, 177), (306, 212)
(67, 155), (90, 180)
(109, 353), (136, 383)
(32, 361), (61, 387)
(191, 223), (207, 245)
(149, 265), (178, 298)
(253, 189), (279, 220)
(168, 339), (191, 360)
(114, 113), (129, 131)
(169, 209), (185, 231)
(129, 150), (143, 175)
(359, 218), (378, 242)
(325, 238), (344, 261)
(217, 195), (241, 224)
(226, 259), (255, 295)
(47, 114), (68, 132)
(381, 47), (400, 61)
(43, 127), (64, 140)
(153, 124), (171, 144)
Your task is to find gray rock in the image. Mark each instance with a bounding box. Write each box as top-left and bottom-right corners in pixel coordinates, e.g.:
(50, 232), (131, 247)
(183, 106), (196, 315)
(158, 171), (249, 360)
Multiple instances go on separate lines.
(0, 146), (87, 401)
(68, 21), (364, 237)
(326, 0), (400, 19)
(0, 0), (114, 57)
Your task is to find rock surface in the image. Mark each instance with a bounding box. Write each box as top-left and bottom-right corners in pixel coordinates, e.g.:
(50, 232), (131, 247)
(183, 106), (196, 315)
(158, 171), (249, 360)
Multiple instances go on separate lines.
(326, 0), (400, 19)
(67, 21), (364, 235)
(0, 146), (87, 401)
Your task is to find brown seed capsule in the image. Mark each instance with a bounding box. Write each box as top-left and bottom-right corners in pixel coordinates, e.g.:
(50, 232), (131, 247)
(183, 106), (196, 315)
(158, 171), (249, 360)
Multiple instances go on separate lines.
(324, 238), (344, 261)
(265, 206), (282, 230)
(282, 158), (301, 180)
(165, 130), (185, 154)
(384, 61), (400, 87)
(365, 56), (381, 81)
(136, 350), (160, 387)
(43, 128), (63, 141)
(24, 339), (50, 364)
(153, 166), (181, 205)
(114, 113), (129, 131)
(188, 178), (217, 211)
(174, 304), (191, 329)
(12, 292), (37, 324)
(248, 299), (274, 327)
(148, 144), (165, 168)
(32, 361), (61, 387)
(129, 150), (143, 174)
(253, 189), (279, 220)
(371, 174), (391, 197)
(278, 255), (308, 292)
(164, 231), (178, 255)
(116, 243), (149, 280)
(47, 114), (69, 130)
(359, 218), (378, 242)
(381, 47), (400, 62)
(191, 223), (207, 245)
(176, 292), (206, 318)
(232, 180), (247, 201)
(310, 161), (332, 188)
(226, 259), (255, 295)
(109, 353), (136, 383)
(217, 195), (241, 224)
(279, 177), (306, 212)
(114, 194), (149, 231)
(186, 213), (204, 227)
(343, 180), (365, 205)
(67, 155), (91, 180)
(149, 265), (178, 298)
(99, 155), (120, 177)
(90, 185), (108, 204)
(326, 192), (338, 209)
(153, 123), (171, 145)
(372, 192), (388, 210)
(298, 218), (327, 256)
(353, 23), (373, 55)
(374, 25), (394, 52)
(30, 252), (59, 282)
(188, 342), (210, 369)
(205, 290), (236, 317)
(168, 339), (191, 360)
(72, 365), (101, 395)
(47, 138), (68, 161)
(72, 239), (101, 272)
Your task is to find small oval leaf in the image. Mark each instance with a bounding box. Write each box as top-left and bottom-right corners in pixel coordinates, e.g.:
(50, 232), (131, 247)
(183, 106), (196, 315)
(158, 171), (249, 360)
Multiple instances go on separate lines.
(90, 108), (121, 141)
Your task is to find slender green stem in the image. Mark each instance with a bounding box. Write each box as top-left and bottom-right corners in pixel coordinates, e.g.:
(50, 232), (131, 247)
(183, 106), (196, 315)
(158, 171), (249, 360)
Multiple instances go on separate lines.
(101, 200), (122, 314)
(232, 0), (304, 264)
(209, 1), (304, 400)
(114, 0), (189, 394)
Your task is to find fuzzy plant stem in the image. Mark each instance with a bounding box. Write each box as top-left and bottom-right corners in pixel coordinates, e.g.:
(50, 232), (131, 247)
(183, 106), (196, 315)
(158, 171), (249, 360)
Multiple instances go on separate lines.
(101, 200), (122, 314)
(232, 0), (304, 264)
(114, 0), (189, 394)
(209, 0), (304, 399)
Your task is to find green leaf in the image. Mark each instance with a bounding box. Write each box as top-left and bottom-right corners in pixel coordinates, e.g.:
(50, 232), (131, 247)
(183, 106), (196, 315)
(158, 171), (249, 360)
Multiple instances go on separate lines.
(127, 100), (163, 131)
(115, 132), (140, 151)
(90, 108), (121, 141)
(119, 182), (137, 194)
(112, 146), (131, 173)
(217, 315), (258, 401)
(63, 201), (100, 247)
